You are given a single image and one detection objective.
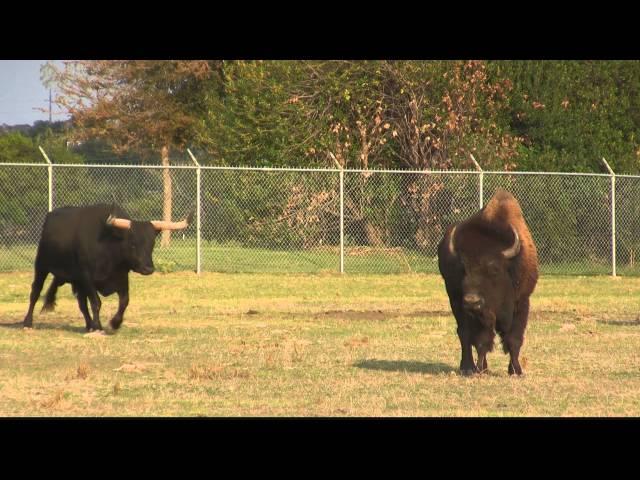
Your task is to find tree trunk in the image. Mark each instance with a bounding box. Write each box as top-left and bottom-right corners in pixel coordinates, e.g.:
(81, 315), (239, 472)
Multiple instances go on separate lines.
(161, 144), (172, 248)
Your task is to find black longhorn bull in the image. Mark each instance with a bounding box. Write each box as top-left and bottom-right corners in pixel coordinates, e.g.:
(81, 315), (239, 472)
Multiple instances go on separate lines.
(23, 204), (192, 332)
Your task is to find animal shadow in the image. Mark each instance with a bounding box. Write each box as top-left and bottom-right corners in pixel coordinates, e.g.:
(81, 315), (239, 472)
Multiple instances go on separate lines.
(598, 318), (640, 327)
(354, 359), (456, 375)
(0, 319), (91, 334)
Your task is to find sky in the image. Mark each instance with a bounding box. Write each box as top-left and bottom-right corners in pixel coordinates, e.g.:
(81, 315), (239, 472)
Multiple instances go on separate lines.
(0, 60), (68, 126)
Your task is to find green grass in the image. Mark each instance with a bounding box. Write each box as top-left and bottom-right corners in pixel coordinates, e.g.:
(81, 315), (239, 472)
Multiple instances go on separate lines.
(1, 271), (640, 416)
(0, 240), (633, 276)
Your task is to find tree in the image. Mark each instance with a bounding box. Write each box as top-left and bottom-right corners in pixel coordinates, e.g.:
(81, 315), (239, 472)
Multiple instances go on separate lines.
(45, 60), (220, 246)
(196, 61), (523, 249)
(197, 60), (316, 167)
(488, 60), (640, 173)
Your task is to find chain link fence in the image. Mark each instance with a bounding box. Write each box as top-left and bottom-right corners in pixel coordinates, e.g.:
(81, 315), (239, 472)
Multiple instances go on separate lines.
(0, 151), (633, 276)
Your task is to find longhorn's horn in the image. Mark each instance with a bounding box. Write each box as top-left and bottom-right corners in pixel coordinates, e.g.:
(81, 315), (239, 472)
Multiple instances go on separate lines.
(106, 214), (132, 230)
(502, 225), (521, 259)
(150, 211), (193, 231)
(448, 225), (457, 256)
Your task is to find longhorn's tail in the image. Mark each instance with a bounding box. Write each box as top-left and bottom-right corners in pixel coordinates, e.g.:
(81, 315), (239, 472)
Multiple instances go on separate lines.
(41, 276), (65, 312)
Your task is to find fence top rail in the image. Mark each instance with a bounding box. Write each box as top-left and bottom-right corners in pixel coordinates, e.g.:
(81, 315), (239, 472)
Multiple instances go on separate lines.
(615, 174), (640, 180)
(0, 162), (198, 170)
(480, 170), (612, 178)
(0, 162), (619, 177)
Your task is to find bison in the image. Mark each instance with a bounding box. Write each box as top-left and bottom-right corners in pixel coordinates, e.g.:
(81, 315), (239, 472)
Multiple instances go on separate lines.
(23, 204), (192, 332)
(437, 189), (538, 376)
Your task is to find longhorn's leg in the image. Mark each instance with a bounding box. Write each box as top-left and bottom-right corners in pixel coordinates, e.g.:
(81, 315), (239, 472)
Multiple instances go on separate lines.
(23, 267), (48, 328)
(78, 272), (102, 331)
(75, 288), (94, 331)
(86, 288), (103, 331)
(41, 276), (64, 312)
(504, 298), (530, 376)
(110, 277), (129, 330)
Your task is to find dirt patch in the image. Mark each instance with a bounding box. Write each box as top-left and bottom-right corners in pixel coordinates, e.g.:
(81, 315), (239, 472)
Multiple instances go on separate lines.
(319, 310), (386, 321)
(113, 362), (161, 373)
(344, 336), (369, 348)
(84, 330), (107, 338)
(65, 362), (90, 380)
(598, 317), (640, 326)
(188, 364), (251, 380)
(314, 309), (450, 321)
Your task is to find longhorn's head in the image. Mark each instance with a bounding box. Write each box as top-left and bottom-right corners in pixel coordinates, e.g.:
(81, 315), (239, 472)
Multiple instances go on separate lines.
(447, 223), (521, 320)
(105, 211), (193, 275)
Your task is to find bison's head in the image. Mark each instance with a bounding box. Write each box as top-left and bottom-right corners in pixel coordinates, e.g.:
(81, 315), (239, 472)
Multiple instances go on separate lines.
(106, 213), (192, 275)
(448, 223), (520, 324)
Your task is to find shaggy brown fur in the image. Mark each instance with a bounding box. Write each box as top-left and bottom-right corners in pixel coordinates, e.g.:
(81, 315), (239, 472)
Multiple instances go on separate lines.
(469, 188), (539, 299)
(438, 188), (539, 376)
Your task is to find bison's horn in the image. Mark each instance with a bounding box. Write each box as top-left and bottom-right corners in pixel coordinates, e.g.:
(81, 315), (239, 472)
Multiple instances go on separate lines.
(106, 215), (132, 230)
(448, 225), (457, 256)
(150, 215), (191, 231)
(502, 225), (521, 259)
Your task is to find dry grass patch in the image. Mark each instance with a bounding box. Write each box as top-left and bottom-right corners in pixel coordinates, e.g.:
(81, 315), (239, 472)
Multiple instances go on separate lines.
(39, 389), (67, 409)
(65, 362), (90, 381)
(3, 272), (640, 416)
(188, 364), (251, 380)
(344, 336), (370, 348)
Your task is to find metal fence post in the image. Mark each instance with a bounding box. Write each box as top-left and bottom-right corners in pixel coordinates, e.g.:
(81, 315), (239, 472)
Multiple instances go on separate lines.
(38, 146), (53, 212)
(187, 149), (202, 275)
(602, 157), (616, 277)
(470, 153), (483, 209)
(329, 153), (344, 274)
(339, 168), (344, 274)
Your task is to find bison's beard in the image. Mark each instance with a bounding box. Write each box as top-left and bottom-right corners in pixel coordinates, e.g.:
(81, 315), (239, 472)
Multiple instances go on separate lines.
(466, 307), (496, 329)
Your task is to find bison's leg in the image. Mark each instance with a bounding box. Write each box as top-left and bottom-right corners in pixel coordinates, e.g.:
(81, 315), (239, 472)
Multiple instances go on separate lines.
(41, 276), (64, 312)
(507, 344), (523, 376)
(110, 279), (129, 330)
(475, 344), (488, 372)
(23, 268), (48, 328)
(457, 321), (478, 376)
(477, 354), (488, 372)
(449, 295), (477, 375)
(504, 298), (530, 376)
(474, 328), (495, 374)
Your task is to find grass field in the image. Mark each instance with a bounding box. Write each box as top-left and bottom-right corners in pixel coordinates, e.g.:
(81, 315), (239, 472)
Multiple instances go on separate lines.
(1, 271), (640, 416)
(0, 241), (631, 276)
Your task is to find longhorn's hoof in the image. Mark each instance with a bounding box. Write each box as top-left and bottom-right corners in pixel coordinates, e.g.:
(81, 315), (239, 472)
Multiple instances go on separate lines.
(109, 317), (123, 330)
(84, 330), (106, 337)
(460, 369), (476, 377)
(508, 364), (523, 376)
